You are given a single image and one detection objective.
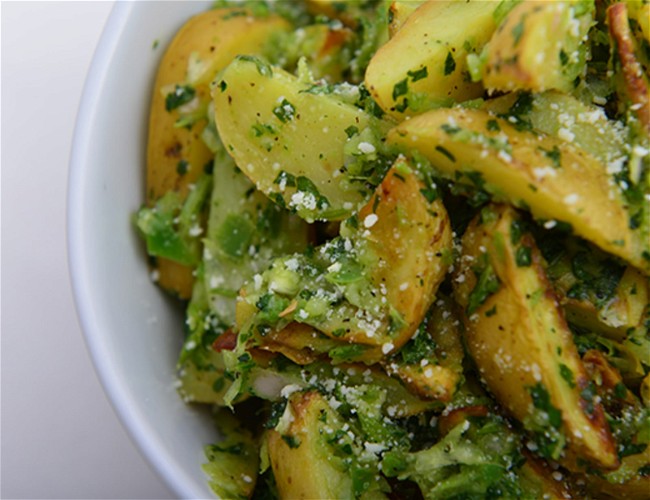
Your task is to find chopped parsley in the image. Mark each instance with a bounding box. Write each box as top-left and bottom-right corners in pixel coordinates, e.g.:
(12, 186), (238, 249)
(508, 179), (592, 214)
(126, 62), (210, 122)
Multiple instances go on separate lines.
(165, 84), (196, 111)
(444, 51), (456, 75)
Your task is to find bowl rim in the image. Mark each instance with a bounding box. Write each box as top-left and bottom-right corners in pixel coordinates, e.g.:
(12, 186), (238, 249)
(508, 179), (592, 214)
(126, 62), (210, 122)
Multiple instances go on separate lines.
(67, 2), (194, 497)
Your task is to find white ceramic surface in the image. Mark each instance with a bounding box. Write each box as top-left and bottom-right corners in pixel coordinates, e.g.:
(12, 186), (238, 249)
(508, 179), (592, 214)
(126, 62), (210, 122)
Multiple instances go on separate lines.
(68, 2), (218, 498)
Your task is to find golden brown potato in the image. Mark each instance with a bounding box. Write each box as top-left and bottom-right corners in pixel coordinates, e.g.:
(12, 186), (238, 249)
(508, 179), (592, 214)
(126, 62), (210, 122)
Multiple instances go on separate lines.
(482, 1), (592, 93)
(266, 391), (355, 499)
(213, 55), (390, 221)
(147, 8), (290, 297)
(354, 158), (452, 360)
(365, 0), (496, 119)
(481, 90), (629, 170)
(453, 204), (618, 471)
(234, 158), (452, 365)
(148, 8), (289, 202)
(387, 107), (649, 275)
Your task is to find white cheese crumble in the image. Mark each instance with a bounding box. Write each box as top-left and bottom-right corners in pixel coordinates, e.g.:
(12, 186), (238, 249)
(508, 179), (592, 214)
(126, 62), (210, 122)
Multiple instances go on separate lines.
(358, 142), (376, 154)
(382, 342), (394, 355)
(290, 191), (317, 211)
(280, 383), (303, 399)
(558, 127), (575, 142)
(363, 214), (378, 228)
(563, 193), (580, 205)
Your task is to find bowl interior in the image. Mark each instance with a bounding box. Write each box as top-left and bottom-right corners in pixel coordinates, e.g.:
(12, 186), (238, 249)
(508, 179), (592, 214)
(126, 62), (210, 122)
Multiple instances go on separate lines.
(68, 2), (216, 498)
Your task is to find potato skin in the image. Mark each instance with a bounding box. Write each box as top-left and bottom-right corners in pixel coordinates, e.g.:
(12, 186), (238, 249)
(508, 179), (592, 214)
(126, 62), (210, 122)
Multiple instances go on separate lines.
(365, 0), (496, 119)
(356, 159), (452, 359)
(387, 107), (649, 275)
(482, 2), (590, 93)
(147, 8), (289, 202)
(146, 8), (290, 297)
(453, 204), (618, 470)
(213, 56), (387, 222)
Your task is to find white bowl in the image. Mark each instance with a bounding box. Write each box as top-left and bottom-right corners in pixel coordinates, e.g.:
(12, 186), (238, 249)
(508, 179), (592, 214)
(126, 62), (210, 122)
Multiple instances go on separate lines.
(68, 2), (217, 498)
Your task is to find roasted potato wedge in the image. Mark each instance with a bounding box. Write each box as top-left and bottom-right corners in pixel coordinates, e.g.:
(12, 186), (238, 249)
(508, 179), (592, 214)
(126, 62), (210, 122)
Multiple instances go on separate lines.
(365, 0), (496, 119)
(235, 158), (452, 364)
(453, 204), (618, 470)
(352, 158), (452, 358)
(148, 8), (290, 202)
(213, 55), (391, 221)
(481, 90), (629, 169)
(481, 1), (593, 93)
(147, 8), (290, 297)
(266, 391), (356, 499)
(387, 107), (649, 274)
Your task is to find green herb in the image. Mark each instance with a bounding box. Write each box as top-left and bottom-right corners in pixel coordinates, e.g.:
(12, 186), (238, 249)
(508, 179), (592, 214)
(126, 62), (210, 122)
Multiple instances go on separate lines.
(441, 124), (461, 135)
(281, 435), (301, 449)
(516, 246), (532, 267)
(619, 442), (647, 458)
(559, 49), (569, 66)
(165, 84), (196, 111)
(444, 51), (456, 75)
(251, 122), (276, 137)
(559, 364), (575, 388)
(467, 263), (500, 315)
(236, 55), (273, 76)
(613, 382), (627, 399)
(420, 186), (438, 203)
(272, 98), (296, 123)
(401, 322), (436, 364)
(345, 125), (360, 138)
(296, 176), (330, 210)
(539, 145), (562, 168)
(487, 119), (501, 132)
(329, 344), (369, 363)
(176, 159), (189, 175)
(407, 66), (428, 82)
(395, 98), (409, 112)
(435, 145), (456, 163)
(255, 293), (291, 323)
(273, 170), (296, 188)
(512, 20), (525, 46)
(392, 78), (409, 100)
(528, 383), (564, 450)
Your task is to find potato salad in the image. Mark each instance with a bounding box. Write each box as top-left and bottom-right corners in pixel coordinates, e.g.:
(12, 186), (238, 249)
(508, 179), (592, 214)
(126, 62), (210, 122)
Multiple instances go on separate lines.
(135, 1), (650, 498)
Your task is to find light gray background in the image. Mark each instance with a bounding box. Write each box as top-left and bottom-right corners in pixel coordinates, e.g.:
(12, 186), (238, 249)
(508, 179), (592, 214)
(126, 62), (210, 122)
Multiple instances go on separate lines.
(2, 2), (175, 498)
